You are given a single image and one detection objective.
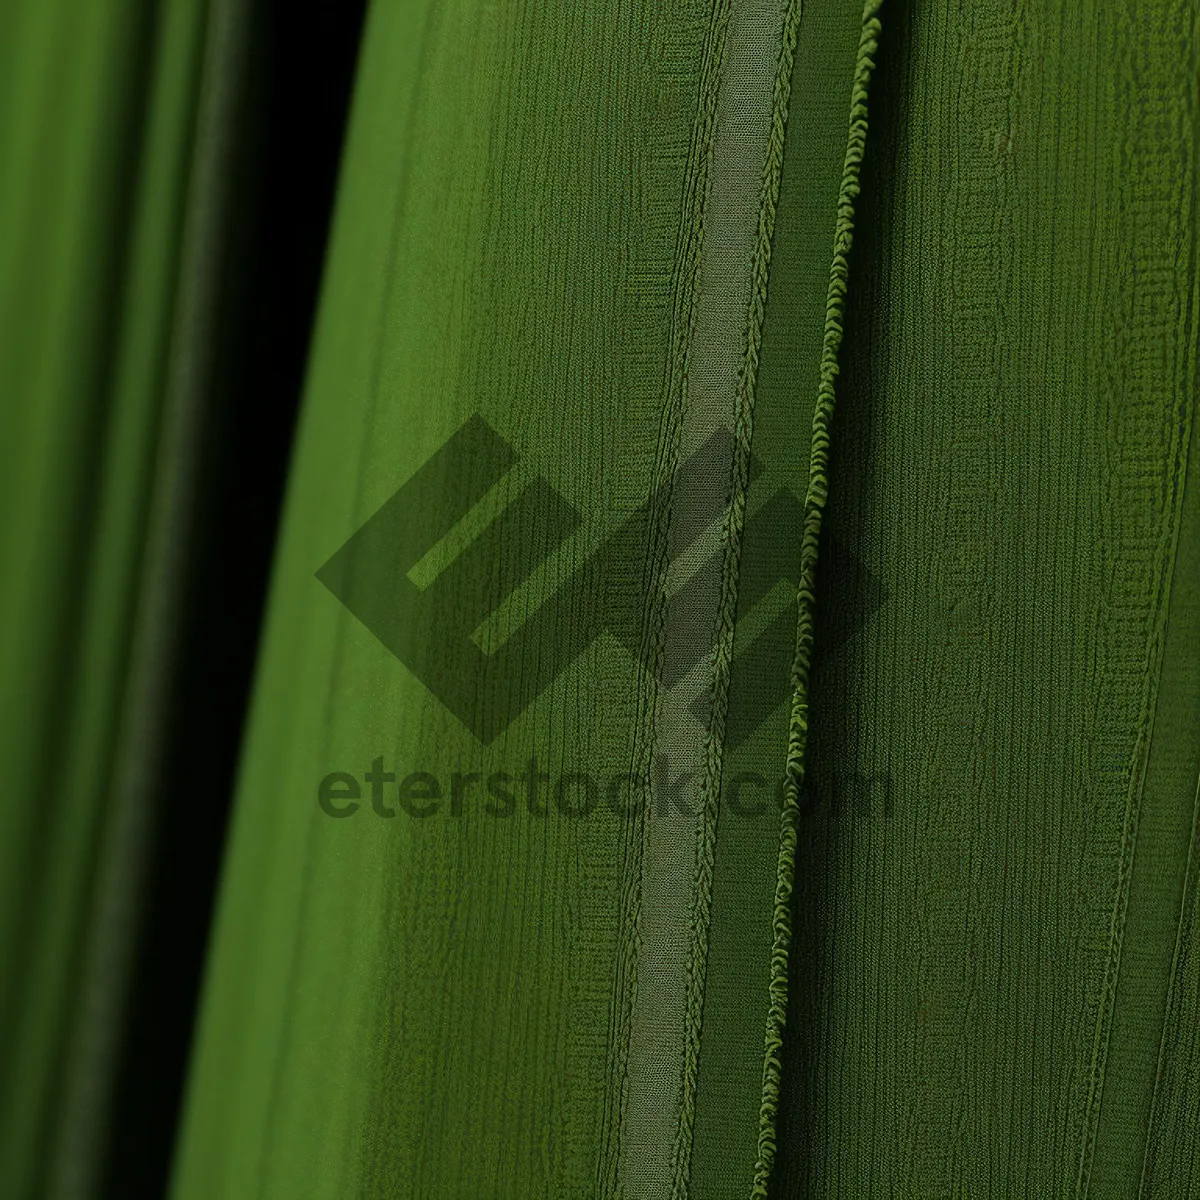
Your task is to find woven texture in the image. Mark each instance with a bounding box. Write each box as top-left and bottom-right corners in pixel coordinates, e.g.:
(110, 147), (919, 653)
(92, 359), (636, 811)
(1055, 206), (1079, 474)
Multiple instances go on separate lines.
(172, 0), (1200, 1196)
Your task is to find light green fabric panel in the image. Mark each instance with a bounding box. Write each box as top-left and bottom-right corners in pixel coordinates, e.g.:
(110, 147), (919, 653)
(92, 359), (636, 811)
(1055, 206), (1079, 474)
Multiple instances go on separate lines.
(170, 0), (719, 1194)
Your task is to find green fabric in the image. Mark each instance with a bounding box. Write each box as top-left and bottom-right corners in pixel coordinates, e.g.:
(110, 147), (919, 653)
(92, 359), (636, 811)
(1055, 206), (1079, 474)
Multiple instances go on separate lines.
(173, 0), (715, 1193)
(690, 3), (873, 1194)
(772, 0), (1200, 1195)
(0, 0), (207, 1191)
(168, 0), (878, 1194)
(171, 0), (1200, 1195)
(1, 0), (1197, 1195)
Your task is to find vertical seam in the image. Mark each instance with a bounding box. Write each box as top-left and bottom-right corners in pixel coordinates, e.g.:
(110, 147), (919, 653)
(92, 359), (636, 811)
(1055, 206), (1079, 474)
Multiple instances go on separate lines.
(669, 0), (806, 1194)
(599, 2), (734, 1194)
(750, 5), (883, 1196)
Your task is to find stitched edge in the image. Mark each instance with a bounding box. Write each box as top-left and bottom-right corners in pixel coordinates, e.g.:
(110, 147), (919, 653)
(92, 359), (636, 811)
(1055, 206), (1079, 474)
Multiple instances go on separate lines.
(667, 1), (806, 1195)
(750, 6), (883, 1195)
(598, 3), (734, 1193)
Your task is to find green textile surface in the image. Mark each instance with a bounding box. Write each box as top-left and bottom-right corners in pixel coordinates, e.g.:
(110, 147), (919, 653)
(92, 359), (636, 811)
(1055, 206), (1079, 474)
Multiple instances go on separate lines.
(169, 0), (882, 1193)
(173, 0), (717, 1193)
(0, 0), (208, 1192)
(772, 0), (1200, 1195)
(0, 0), (1196, 1195)
(171, 0), (1200, 1196)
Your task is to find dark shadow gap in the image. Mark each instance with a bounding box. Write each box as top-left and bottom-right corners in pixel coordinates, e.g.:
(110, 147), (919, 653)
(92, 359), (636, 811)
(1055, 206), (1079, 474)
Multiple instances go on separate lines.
(100, 2), (369, 1194)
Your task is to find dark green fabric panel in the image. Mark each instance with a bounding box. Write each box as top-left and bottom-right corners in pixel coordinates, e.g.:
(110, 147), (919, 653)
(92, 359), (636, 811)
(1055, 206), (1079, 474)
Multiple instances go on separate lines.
(1141, 777), (1200, 1196)
(1093, 329), (1200, 1191)
(0, 0), (207, 1191)
(1122, 178), (1200, 1193)
(773, 0), (1199, 1195)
